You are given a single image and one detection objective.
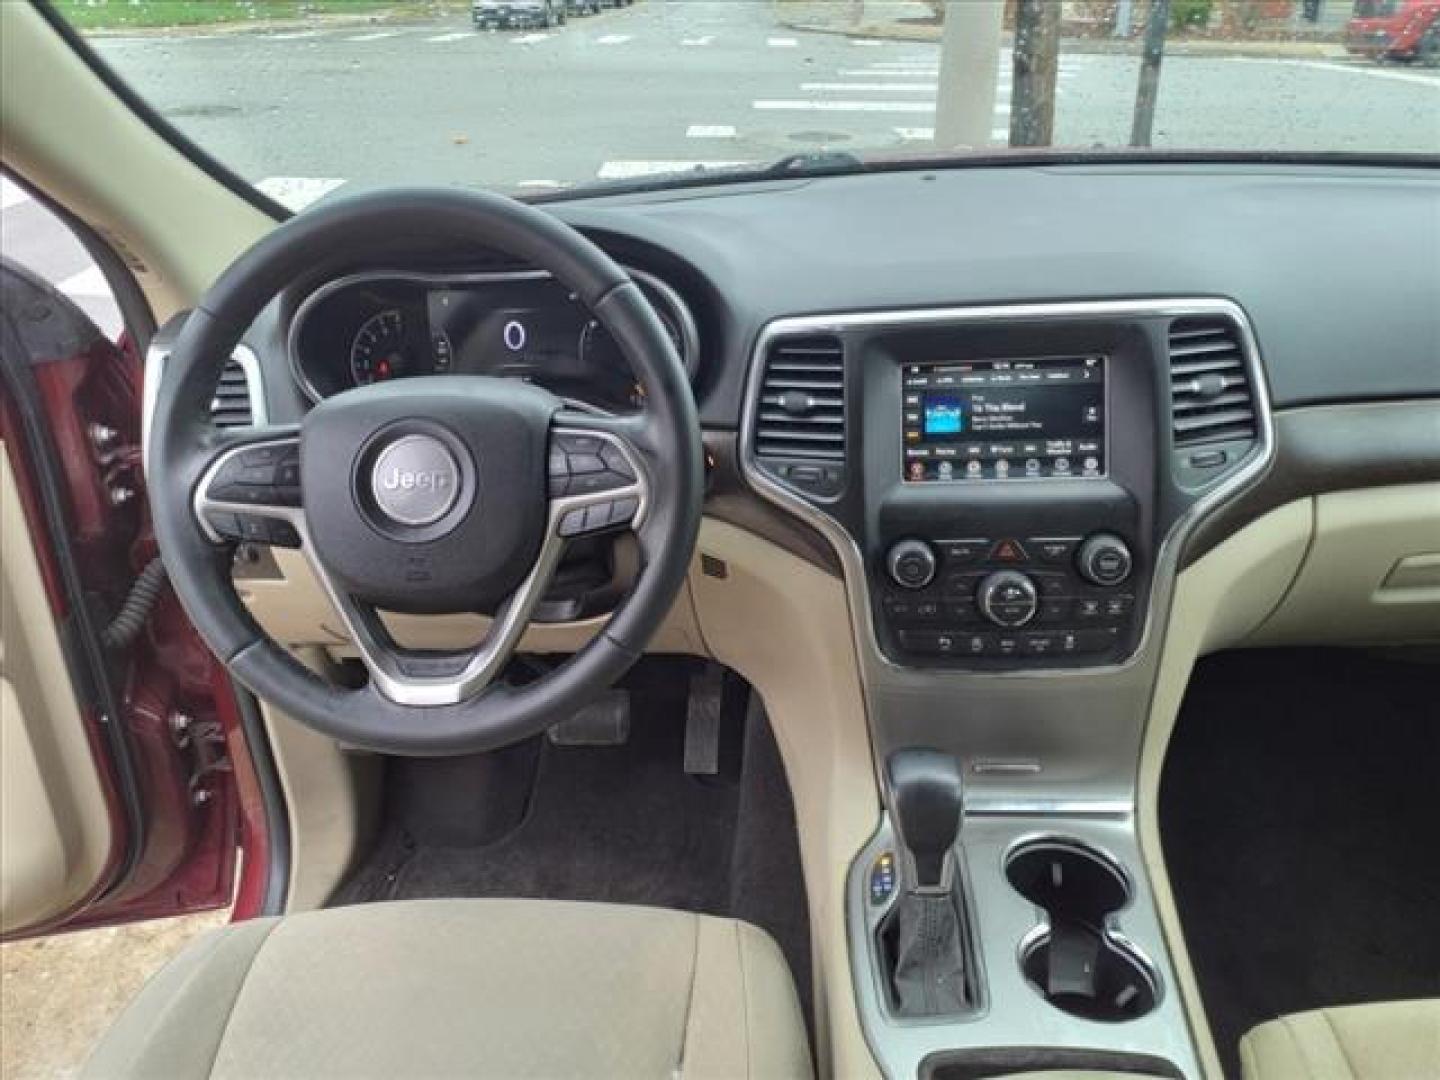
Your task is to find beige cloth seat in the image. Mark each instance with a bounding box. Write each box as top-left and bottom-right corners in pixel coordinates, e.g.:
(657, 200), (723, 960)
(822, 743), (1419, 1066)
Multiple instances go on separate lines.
(84, 898), (812, 1079)
(1240, 999), (1440, 1080)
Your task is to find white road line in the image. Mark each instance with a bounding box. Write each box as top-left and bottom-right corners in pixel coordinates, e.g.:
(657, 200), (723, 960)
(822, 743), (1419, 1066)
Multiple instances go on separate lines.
(801, 82), (937, 92)
(851, 38), (882, 46)
(57, 266), (111, 299)
(596, 33), (633, 45)
(1292, 60), (1440, 87)
(254, 176), (346, 211)
(686, 124), (738, 138)
(511, 32), (550, 44)
(346, 31), (402, 42)
(1, 175), (32, 211)
(270, 30), (324, 41)
(754, 99), (934, 113)
(838, 69), (935, 77)
(768, 37), (799, 48)
(427, 31), (473, 43)
(597, 160), (748, 180)
(894, 127), (934, 140)
(682, 35), (715, 46)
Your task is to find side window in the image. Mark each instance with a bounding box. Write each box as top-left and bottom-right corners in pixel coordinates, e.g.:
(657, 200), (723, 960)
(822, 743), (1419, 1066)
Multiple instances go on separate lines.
(1, 172), (122, 340)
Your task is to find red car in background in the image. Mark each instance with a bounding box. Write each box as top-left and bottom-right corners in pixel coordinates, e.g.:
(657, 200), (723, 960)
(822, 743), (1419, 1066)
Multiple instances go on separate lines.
(1345, 0), (1440, 63)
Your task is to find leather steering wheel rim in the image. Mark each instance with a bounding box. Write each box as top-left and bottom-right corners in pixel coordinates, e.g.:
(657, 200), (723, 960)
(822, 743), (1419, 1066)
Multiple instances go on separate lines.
(149, 188), (703, 755)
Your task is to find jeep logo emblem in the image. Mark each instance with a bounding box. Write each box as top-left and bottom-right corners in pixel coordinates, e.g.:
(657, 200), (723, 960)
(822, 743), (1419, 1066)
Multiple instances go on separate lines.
(370, 435), (461, 527)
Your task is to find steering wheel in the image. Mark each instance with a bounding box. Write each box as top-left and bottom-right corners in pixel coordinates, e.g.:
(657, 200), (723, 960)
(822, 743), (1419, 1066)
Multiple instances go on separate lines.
(149, 189), (703, 755)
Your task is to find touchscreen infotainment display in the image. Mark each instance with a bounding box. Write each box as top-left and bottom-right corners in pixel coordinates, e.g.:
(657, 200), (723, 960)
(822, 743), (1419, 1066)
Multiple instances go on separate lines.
(902, 355), (1105, 481)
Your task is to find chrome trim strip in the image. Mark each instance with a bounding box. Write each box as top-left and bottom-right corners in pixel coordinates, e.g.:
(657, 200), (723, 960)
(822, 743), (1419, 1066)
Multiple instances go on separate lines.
(192, 425), (648, 707)
(739, 298), (1274, 683)
(739, 298), (1274, 816)
(286, 264), (701, 403)
(142, 342), (265, 474)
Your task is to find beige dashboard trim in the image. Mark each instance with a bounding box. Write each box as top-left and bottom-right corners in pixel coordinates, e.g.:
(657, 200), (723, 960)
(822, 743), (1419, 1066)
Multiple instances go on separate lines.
(1139, 498), (1314, 1079)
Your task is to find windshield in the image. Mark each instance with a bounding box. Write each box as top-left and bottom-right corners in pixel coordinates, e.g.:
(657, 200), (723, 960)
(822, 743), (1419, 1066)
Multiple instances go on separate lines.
(54, 0), (1440, 209)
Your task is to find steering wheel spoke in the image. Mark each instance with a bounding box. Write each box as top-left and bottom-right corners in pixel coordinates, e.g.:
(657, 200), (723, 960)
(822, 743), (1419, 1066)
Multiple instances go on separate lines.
(310, 527), (567, 707)
(193, 426), (304, 548)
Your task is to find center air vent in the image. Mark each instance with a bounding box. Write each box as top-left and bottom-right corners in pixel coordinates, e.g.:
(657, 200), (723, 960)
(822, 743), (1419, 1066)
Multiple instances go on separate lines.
(1168, 317), (1256, 449)
(753, 334), (847, 497)
(211, 353), (259, 428)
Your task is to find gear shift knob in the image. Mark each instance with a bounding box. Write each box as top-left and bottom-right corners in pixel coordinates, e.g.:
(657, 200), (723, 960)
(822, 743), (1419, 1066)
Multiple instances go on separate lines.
(887, 749), (963, 892)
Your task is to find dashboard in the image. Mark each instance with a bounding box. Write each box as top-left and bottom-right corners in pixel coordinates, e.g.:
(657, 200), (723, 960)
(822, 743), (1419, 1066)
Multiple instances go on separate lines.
(182, 161), (1437, 672)
(287, 267), (699, 412)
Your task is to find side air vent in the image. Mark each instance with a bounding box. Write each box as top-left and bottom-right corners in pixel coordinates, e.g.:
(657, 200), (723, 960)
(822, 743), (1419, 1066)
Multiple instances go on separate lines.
(753, 334), (846, 497)
(1168, 317), (1256, 448)
(211, 353), (258, 428)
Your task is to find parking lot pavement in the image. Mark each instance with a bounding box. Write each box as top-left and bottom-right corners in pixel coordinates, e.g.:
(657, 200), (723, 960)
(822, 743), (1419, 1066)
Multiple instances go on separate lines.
(69, 0), (1437, 209)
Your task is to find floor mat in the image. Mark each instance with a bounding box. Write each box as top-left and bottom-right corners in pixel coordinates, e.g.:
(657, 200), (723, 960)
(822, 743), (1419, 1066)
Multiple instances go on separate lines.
(1160, 648), (1440, 1078)
(335, 662), (812, 1019)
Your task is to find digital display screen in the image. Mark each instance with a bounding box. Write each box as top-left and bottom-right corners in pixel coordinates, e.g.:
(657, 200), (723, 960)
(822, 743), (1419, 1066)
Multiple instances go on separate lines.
(902, 355), (1106, 481)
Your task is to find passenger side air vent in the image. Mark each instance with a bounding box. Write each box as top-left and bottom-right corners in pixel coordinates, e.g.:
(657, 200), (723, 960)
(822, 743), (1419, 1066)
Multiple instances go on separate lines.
(1168, 317), (1256, 448)
(753, 334), (846, 497)
(211, 354), (257, 428)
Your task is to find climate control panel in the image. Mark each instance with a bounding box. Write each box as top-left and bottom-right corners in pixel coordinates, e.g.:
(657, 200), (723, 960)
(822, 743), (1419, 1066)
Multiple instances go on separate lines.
(875, 534), (1140, 667)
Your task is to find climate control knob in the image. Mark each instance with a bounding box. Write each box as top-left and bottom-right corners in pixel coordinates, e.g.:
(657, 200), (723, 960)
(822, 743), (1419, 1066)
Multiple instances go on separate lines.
(1076, 533), (1133, 586)
(977, 570), (1039, 628)
(886, 539), (937, 590)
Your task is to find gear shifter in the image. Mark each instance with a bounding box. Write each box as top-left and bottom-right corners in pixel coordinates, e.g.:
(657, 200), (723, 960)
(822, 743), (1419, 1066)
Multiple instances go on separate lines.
(881, 749), (971, 1016)
(887, 748), (964, 892)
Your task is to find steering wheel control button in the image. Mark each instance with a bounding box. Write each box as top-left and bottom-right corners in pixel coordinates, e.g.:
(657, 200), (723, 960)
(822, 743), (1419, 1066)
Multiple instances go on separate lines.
(978, 570), (1040, 628)
(886, 539), (937, 590)
(1076, 533), (1133, 586)
(600, 442), (636, 481)
(369, 434), (461, 527)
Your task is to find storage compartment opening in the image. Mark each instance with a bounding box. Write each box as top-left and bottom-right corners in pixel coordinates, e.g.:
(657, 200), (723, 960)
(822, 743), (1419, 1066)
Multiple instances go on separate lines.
(1005, 838), (1160, 1023)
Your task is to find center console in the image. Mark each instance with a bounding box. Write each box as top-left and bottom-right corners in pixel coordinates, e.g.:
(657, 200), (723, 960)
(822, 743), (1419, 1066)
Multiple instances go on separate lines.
(742, 298), (1272, 1079)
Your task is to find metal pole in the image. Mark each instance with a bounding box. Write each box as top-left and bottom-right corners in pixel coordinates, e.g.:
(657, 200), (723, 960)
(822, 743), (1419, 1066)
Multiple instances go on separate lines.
(1116, 0), (1134, 37)
(1010, 0), (1061, 147)
(934, 0), (1006, 149)
(1130, 0), (1171, 147)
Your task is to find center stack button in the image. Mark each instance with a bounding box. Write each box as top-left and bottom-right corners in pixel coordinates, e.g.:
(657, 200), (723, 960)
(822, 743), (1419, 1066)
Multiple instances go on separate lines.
(977, 570), (1040, 628)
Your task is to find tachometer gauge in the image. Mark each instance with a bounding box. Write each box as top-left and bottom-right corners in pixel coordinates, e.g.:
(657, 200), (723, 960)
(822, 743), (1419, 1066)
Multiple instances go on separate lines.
(349, 309), (410, 386)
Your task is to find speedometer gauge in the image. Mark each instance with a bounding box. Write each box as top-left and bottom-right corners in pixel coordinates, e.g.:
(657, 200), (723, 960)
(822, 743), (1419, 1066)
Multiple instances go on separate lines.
(349, 309), (409, 386)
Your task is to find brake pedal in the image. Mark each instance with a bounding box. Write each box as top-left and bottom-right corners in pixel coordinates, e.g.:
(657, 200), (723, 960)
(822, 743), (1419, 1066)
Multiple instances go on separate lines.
(547, 689), (631, 747)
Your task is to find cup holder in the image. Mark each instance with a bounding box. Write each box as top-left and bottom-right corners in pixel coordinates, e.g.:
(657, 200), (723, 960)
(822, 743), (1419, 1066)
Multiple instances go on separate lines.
(1005, 839), (1159, 1023)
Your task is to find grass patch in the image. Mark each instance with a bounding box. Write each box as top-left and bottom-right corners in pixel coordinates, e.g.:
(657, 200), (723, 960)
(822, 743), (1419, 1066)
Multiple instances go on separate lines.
(51, 1), (414, 32)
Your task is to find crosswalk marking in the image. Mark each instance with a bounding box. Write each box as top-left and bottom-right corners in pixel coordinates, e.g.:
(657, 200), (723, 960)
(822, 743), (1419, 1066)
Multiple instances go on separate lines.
(597, 160), (747, 180)
(254, 176), (346, 211)
(686, 124), (738, 139)
(754, 99), (935, 114)
(767, 37), (798, 48)
(682, 35), (715, 46)
(596, 34), (633, 45)
(346, 31), (402, 42)
(426, 31), (472, 43)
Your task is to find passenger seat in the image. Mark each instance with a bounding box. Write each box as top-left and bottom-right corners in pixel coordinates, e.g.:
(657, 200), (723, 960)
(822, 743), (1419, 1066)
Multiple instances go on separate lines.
(1240, 999), (1440, 1079)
